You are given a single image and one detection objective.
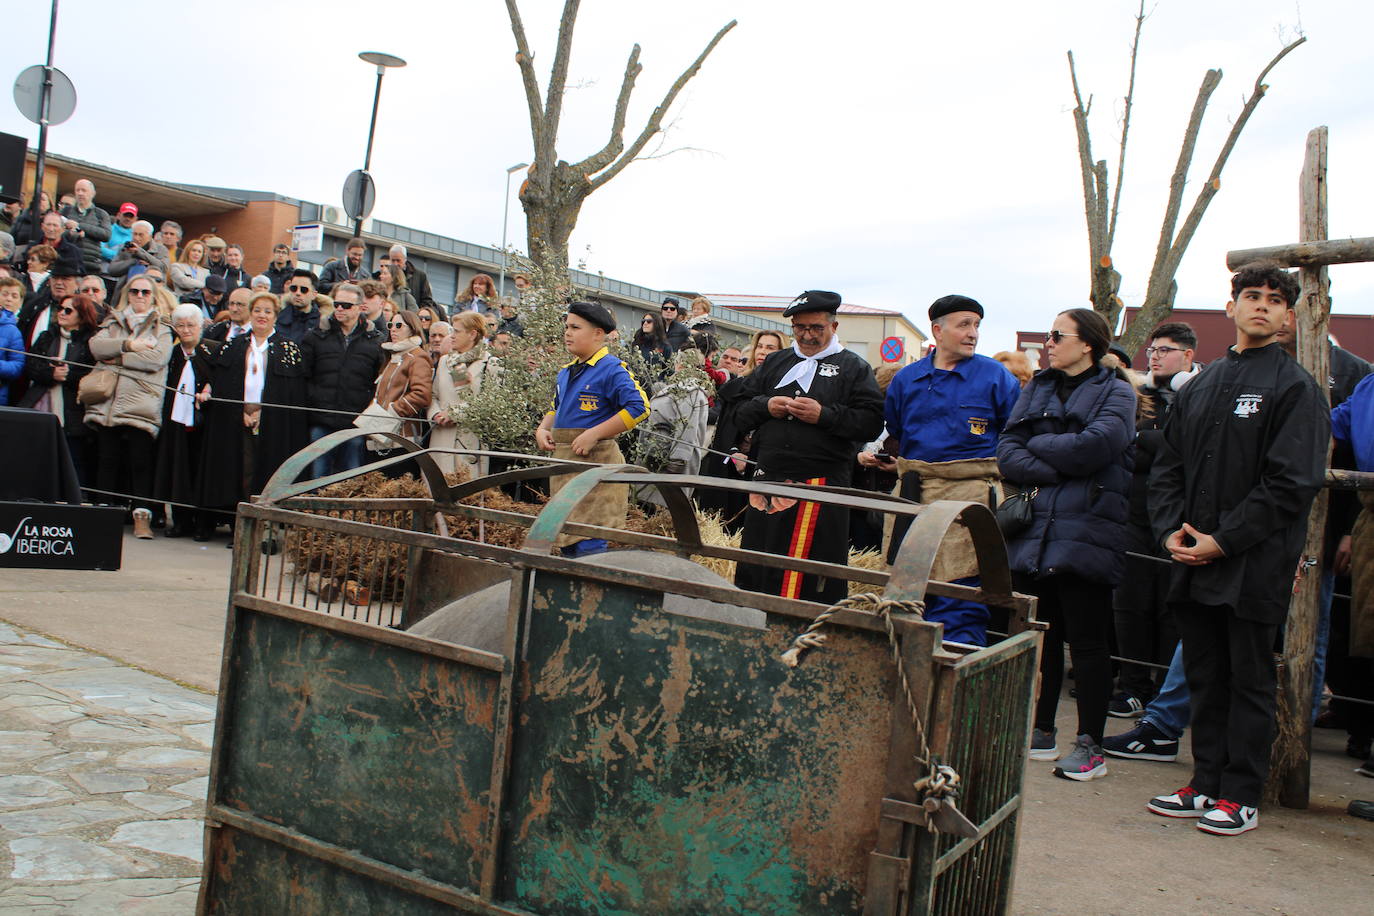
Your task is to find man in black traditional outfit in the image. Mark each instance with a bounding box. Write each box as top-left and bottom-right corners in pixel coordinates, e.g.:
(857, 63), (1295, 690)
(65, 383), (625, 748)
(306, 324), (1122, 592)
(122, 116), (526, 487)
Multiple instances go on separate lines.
(732, 290), (884, 604)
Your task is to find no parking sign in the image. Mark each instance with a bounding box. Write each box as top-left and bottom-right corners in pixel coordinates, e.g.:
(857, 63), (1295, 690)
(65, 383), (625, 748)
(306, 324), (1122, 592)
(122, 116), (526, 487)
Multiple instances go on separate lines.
(880, 336), (904, 362)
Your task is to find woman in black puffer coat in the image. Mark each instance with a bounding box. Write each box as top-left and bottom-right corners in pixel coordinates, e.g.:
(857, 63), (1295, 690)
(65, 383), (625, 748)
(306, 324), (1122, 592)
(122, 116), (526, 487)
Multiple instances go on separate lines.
(997, 307), (1137, 782)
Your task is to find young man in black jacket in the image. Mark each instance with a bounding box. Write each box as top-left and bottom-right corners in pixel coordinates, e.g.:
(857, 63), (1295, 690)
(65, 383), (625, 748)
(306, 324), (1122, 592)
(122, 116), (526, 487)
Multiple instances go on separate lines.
(299, 282), (386, 478)
(731, 290), (884, 604)
(1146, 263), (1328, 836)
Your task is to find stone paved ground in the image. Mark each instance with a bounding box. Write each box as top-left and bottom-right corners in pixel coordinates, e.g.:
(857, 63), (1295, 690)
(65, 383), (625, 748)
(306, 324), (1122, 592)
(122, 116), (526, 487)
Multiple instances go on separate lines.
(0, 621), (210, 914)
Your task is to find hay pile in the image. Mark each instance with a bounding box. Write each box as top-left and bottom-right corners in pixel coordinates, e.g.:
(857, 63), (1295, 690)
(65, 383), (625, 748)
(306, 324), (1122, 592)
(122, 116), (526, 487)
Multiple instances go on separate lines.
(283, 472), (890, 602)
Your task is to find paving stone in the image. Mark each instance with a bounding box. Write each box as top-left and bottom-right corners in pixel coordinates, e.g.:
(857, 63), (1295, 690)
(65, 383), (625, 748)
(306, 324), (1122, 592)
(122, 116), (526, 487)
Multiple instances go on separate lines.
(123, 792), (194, 815)
(71, 770), (149, 794)
(0, 799), (132, 835)
(38, 668), (214, 723)
(168, 776), (209, 799)
(5, 702), (84, 726)
(111, 819), (204, 862)
(0, 645), (114, 671)
(68, 716), (174, 743)
(0, 686), (72, 708)
(0, 664), (24, 676)
(0, 877), (200, 914)
(30, 750), (109, 773)
(8, 835), (157, 881)
(0, 775), (74, 809)
(115, 746), (209, 772)
(181, 722), (215, 748)
(0, 730), (58, 764)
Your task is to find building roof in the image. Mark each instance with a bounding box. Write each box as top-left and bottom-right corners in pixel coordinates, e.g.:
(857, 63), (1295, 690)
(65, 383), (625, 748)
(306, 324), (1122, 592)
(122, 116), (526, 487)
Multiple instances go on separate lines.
(701, 292), (904, 316)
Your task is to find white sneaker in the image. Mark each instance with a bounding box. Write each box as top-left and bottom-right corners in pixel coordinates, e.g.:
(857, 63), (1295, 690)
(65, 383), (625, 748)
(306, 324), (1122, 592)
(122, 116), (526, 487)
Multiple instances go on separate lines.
(1197, 799), (1258, 836)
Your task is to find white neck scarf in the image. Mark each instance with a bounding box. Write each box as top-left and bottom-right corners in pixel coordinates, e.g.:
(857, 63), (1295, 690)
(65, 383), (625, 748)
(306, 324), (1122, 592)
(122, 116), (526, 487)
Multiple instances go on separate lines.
(171, 354), (197, 427)
(774, 338), (844, 394)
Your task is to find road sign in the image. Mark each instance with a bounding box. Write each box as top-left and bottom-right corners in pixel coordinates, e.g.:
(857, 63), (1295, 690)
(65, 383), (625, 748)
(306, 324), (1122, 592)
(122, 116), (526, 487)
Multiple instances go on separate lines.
(342, 169), (376, 221)
(880, 336), (905, 363)
(12, 65), (76, 126)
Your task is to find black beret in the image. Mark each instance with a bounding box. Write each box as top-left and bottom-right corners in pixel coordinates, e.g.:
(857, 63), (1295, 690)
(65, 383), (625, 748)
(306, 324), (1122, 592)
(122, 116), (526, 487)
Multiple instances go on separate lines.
(782, 290), (841, 317)
(567, 300), (616, 333)
(928, 294), (984, 322)
(204, 274), (227, 293)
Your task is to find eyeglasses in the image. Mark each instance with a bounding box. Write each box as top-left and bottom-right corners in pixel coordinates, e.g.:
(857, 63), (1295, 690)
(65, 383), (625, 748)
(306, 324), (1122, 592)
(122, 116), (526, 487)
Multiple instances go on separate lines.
(419, 314), (433, 322)
(1145, 345), (1183, 357)
(388, 321), (407, 329)
(288, 285), (311, 293)
(1045, 330), (1080, 343)
(57, 306), (76, 315)
(128, 288), (153, 297)
(661, 306), (677, 312)
(790, 323), (829, 334)
(333, 301), (357, 309)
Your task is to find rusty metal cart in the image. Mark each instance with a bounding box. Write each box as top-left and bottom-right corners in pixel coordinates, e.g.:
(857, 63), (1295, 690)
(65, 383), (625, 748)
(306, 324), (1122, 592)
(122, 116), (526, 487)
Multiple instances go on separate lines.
(196, 432), (1041, 915)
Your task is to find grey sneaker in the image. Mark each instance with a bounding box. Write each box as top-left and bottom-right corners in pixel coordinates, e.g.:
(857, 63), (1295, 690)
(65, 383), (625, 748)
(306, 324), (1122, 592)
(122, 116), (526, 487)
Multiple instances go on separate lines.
(1053, 734), (1107, 781)
(1029, 727), (1059, 761)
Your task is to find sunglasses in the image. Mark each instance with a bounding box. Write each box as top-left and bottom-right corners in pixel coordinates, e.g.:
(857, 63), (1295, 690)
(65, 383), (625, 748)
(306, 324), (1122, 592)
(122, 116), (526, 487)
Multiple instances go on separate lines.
(388, 321), (407, 329)
(58, 306), (76, 315)
(288, 285), (312, 293)
(128, 288), (153, 297)
(1045, 330), (1080, 343)
(333, 301), (357, 309)
(790, 323), (828, 334)
(419, 314), (433, 322)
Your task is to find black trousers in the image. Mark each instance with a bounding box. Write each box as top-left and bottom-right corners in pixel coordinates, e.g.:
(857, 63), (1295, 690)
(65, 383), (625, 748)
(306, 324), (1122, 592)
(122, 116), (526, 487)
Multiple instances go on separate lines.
(735, 479), (849, 606)
(93, 424), (156, 513)
(1174, 601), (1279, 807)
(1327, 580), (1374, 742)
(1113, 552), (1178, 701)
(1017, 573), (1112, 743)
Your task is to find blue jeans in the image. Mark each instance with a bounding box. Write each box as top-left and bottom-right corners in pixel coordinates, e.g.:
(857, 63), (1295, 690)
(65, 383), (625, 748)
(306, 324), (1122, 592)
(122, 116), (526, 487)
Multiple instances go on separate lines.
(1311, 568), (1336, 723)
(308, 425), (370, 480)
(1141, 642), (1190, 739)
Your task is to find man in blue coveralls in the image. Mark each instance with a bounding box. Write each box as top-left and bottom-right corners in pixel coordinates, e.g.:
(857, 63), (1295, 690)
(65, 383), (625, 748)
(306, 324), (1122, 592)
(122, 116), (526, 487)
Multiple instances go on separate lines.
(883, 294), (1021, 645)
(536, 300), (650, 557)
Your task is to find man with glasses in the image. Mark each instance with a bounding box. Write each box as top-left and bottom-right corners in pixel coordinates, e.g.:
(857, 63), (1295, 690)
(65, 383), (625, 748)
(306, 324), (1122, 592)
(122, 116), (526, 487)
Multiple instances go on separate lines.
(319, 238), (370, 294)
(18, 263), (80, 347)
(274, 268), (322, 344)
(204, 287), (253, 342)
(263, 243), (294, 294)
(1107, 323), (1200, 728)
(300, 282), (385, 476)
(659, 297), (690, 352)
(78, 275), (109, 320)
(882, 294), (1020, 646)
(731, 290), (884, 604)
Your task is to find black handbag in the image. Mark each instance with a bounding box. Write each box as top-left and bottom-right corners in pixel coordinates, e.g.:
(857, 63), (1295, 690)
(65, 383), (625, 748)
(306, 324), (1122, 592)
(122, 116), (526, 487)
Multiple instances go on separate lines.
(996, 487), (1038, 537)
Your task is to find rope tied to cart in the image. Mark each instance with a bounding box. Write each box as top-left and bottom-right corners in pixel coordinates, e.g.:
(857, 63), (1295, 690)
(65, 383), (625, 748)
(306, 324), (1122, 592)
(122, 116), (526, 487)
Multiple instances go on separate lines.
(781, 592), (970, 835)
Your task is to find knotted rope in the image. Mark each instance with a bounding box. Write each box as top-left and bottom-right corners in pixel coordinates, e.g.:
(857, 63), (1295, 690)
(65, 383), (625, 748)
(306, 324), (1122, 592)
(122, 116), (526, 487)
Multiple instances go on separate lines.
(781, 592), (961, 833)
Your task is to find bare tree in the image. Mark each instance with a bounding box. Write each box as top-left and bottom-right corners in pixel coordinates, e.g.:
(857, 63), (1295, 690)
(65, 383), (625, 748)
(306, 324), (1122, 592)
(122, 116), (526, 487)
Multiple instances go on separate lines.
(505, 0), (737, 273)
(1069, 2), (1305, 354)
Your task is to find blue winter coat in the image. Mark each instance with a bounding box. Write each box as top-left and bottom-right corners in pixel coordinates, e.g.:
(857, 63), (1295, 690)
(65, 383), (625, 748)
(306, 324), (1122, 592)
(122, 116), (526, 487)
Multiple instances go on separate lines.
(996, 365), (1137, 585)
(0, 310), (26, 405)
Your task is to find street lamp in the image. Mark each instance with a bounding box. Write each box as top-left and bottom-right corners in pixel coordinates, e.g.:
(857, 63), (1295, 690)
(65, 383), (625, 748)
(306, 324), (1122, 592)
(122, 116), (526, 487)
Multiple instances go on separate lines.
(353, 51), (406, 238)
(498, 162), (528, 297)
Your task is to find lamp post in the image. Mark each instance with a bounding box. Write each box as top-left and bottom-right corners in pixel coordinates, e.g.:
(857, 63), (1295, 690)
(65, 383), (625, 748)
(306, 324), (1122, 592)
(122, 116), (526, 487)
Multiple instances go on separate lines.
(498, 162), (528, 297)
(353, 51), (406, 238)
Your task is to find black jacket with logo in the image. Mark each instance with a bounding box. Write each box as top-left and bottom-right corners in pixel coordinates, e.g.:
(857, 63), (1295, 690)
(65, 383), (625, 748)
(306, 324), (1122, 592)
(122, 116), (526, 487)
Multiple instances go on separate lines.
(733, 347), (884, 484)
(1148, 343), (1328, 623)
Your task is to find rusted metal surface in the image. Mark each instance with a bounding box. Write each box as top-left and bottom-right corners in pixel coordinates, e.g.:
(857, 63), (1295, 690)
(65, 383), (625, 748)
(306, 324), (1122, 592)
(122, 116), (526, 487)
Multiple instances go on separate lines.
(200, 456), (1040, 914)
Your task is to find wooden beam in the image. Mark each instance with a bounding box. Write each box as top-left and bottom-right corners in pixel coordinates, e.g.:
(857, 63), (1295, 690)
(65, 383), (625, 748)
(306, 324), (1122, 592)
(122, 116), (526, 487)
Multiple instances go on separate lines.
(1270, 125), (1331, 810)
(1226, 236), (1374, 270)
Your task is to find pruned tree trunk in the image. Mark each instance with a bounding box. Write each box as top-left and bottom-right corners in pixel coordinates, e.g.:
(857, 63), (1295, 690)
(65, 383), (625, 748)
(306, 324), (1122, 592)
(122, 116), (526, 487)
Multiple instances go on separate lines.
(504, 0), (736, 275)
(1066, 4), (1304, 353)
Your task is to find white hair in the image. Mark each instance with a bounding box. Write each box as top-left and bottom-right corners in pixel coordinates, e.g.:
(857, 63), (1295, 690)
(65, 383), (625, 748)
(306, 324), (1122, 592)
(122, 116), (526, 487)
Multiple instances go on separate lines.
(388, 243), (407, 259)
(170, 303), (203, 324)
(132, 219), (154, 235)
(251, 274), (271, 290)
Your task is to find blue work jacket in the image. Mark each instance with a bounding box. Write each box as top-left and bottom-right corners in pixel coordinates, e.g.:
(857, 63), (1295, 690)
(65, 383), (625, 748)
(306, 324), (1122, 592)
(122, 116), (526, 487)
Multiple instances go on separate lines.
(884, 352), (1020, 461)
(547, 346), (650, 430)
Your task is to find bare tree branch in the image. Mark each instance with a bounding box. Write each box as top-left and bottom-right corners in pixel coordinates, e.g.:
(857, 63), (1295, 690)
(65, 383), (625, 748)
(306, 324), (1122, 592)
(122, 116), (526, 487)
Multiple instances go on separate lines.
(1068, 54), (1102, 275)
(541, 0), (583, 163)
(1107, 0), (1147, 250)
(505, 0), (546, 156)
(588, 19), (737, 192)
(572, 44), (644, 177)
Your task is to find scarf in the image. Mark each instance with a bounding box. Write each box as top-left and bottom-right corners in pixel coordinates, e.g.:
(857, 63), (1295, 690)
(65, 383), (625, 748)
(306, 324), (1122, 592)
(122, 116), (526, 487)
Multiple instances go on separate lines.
(171, 346), (198, 427)
(446, 342), (486, 386)
(774, 338), (845, 394)
(382, 336), (422, 357)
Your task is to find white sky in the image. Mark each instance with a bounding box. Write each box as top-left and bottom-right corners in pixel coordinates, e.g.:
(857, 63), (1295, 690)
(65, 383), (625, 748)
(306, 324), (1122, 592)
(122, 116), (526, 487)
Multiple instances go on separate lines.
(4, 0), (1372, 352)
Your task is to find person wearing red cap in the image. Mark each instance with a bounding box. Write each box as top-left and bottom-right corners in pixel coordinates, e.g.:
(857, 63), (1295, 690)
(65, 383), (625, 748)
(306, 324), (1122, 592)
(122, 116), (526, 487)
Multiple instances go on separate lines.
(101, 202), (138, 262)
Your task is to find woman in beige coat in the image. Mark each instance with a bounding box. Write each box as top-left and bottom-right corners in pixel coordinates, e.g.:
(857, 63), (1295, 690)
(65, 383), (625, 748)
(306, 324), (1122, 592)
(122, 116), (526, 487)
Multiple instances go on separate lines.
(428, 311), (491, 477)
(85, 274), (175, 538)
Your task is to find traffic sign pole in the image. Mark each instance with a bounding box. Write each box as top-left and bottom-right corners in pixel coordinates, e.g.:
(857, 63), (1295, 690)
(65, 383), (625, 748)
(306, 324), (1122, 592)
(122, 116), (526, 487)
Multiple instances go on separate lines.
(29, 0), (61, 234)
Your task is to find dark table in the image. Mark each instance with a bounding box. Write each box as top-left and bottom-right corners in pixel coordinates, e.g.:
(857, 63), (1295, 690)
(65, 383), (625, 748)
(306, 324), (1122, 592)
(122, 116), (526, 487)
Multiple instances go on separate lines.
(0, 406), (82, 504)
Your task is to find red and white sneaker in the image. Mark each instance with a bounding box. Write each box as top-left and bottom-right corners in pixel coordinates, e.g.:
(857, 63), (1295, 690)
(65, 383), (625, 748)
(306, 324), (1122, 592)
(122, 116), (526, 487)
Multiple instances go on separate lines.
(1146, 786), (1215, 818)
(1197, 799), (1258, 836)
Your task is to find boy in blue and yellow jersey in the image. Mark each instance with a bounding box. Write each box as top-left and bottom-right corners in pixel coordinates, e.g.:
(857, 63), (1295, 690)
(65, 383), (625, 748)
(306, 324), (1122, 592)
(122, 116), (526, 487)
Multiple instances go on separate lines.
(535, 301), (650, 556)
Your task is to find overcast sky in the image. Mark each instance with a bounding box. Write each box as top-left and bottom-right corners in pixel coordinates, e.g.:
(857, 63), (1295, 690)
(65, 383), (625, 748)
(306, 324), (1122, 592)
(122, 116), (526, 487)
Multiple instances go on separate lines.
(4, 0), (1371, 352)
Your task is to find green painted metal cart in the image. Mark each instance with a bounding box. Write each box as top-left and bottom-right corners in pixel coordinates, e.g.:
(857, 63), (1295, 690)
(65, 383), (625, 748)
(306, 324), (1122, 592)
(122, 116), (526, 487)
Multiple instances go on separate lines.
(196, 432), (1041, 914)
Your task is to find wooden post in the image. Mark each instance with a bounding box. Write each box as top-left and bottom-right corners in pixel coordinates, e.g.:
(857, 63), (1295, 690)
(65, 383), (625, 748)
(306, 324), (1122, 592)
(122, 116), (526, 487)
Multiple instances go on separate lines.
(1269, 126), (1331, 809)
